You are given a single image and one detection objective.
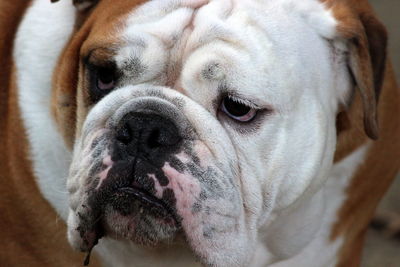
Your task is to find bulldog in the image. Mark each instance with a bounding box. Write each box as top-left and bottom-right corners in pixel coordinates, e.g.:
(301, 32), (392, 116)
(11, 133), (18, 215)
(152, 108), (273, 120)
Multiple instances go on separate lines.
(1, 0), (399, 266)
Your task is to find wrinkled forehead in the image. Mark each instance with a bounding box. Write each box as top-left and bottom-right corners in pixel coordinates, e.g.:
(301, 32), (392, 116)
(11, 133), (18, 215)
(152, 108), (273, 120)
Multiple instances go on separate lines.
(80, 0), (206, 53)
(82, 0), (337, 105)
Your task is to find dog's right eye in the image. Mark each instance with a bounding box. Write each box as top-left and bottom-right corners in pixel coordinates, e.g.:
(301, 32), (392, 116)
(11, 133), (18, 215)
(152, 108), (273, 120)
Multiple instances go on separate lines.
(89, 64), (118, 102)
(220, 96), (258, 122)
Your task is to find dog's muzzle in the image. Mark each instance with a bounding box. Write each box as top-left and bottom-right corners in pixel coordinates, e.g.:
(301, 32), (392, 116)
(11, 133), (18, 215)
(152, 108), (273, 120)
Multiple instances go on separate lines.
(68, 89), (245, 266)
(71, 98), (193, 252)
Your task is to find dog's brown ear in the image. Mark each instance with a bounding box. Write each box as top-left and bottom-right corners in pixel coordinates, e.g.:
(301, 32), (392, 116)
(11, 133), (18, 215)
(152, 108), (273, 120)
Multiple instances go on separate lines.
(334, 1), (388, 140)
(50, 0), (99, 12)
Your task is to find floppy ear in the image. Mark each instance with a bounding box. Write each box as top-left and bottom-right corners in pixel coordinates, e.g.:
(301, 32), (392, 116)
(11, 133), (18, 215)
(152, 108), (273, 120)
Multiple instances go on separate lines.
(50, 0), (99, 12)
(335, 1), (388, 140)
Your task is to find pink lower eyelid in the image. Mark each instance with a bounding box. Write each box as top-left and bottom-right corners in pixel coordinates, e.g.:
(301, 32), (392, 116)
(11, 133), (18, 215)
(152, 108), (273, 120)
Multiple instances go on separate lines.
(220, 99), (257, 122)
(234, 110), (256, 122)
(98, 80), (115, 90)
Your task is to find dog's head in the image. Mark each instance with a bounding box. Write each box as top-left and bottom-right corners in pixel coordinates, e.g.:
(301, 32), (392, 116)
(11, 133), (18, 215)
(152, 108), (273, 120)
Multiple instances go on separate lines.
(50, 0), (386, 265)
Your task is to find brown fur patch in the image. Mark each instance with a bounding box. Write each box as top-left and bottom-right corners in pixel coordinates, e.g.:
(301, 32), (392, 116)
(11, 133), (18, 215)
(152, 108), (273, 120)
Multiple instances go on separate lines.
(322, 1), (400, 265)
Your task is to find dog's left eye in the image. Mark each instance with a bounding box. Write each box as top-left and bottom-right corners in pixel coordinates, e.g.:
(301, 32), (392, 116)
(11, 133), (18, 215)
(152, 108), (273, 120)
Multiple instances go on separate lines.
(220, 96), (257, 122)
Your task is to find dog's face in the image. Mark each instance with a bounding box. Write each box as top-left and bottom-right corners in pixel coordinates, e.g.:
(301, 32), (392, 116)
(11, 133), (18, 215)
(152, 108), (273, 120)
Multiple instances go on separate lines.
(53, 0), (360, 265)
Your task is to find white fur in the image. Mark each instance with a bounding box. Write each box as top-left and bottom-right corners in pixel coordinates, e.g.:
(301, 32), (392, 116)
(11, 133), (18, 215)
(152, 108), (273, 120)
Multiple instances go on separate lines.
(268, 144), (370, 267)
(14, 0), (365, 266)
(14, 0), (75, 220)
(94, 0), (348, 266)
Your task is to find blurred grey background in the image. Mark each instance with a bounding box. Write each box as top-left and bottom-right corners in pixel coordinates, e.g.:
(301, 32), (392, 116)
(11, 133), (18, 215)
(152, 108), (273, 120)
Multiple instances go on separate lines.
(362, 1), (400, 266)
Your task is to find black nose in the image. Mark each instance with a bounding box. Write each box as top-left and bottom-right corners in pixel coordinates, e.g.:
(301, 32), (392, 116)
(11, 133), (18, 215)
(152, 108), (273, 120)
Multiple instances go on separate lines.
(115, 113), (182, 158)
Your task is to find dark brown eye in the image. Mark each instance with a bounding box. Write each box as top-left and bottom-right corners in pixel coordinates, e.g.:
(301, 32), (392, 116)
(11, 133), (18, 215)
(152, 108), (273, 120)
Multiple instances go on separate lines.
(97, 67), (116, 91)
(221, 96), (257, 122)
(89, 64), (118, 103)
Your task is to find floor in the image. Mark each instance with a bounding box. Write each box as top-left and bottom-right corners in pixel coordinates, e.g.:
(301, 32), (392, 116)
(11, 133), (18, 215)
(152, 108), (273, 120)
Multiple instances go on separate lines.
(361, 1), (400, 266)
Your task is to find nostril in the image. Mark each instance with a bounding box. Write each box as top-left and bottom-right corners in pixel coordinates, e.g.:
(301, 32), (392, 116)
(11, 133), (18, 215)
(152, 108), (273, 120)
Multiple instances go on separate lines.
(116, 124), (132, 145)
(147, 127), (182, 149)
(162, 130), (181, 147)
(147, 128), (161, 149)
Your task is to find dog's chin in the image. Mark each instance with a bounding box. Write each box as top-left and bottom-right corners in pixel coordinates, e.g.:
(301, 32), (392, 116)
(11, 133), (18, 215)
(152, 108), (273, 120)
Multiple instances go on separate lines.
(69, 188), (181, 254)
(101, 187), (181, 246)
(103, 211), (179, 246)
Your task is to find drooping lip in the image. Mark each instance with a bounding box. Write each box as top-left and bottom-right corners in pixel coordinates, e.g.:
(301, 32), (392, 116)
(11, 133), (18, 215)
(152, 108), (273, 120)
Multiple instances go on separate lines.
(77, 185), (181, 251)
(110, 186), (179, 223)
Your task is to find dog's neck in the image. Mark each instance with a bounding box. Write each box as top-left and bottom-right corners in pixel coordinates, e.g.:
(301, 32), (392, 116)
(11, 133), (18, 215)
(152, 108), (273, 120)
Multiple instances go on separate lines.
(265, 144), (370, 266)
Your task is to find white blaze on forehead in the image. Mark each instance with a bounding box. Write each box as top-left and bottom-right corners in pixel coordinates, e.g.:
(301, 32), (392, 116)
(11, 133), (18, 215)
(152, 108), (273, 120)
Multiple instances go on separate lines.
(117, 0), (339, 112)
(277, 0), (337, 38)
(115, 0), (210, 85)
(183, 0), (339, 111)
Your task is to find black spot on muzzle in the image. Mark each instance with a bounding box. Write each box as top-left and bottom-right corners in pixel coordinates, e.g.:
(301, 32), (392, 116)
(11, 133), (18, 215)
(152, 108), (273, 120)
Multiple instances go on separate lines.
(114, 112), (182, 162)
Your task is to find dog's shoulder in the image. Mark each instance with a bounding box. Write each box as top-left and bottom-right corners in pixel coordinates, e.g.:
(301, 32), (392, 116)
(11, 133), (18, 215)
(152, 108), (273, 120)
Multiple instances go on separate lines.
(0, 0), (29, 124)
(0, 1), (96, 266)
